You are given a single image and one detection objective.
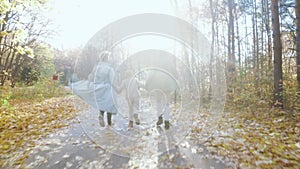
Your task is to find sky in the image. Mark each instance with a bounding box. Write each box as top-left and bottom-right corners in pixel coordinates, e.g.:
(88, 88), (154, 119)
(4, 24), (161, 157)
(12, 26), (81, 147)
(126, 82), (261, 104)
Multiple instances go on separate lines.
(46, 0), (178, 50)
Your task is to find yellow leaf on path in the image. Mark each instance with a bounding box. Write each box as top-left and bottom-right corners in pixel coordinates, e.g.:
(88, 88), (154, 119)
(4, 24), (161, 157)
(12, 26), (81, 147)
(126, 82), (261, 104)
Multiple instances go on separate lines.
(0, 31), (8, 36)
(2, 144), (10, 150)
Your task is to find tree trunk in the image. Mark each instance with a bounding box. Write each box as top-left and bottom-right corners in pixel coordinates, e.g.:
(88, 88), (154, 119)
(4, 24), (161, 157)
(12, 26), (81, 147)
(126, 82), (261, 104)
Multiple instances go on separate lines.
(252, 0), (259, 94)
(243, 13), (249, 81)
(254, 0), (259, 82)
(265, 0), (272, 75)
(235, 2), (241, 69)
(271, 0), (283, 108)
(296, 0), (300, 93)
(209, 0), (214, 100)
(261, 0), (265, 78)
(227, 0), (235, 74)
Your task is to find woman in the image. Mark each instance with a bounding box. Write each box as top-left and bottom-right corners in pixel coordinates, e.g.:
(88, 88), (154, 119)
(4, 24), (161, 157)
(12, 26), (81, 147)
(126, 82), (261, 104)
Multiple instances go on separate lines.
(92, 53), (117, 127)
(72, 52), (117, 127)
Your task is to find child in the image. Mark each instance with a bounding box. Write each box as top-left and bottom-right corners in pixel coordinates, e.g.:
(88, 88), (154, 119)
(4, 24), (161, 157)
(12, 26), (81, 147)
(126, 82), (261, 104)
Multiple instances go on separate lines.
(115, 70), (141, 128)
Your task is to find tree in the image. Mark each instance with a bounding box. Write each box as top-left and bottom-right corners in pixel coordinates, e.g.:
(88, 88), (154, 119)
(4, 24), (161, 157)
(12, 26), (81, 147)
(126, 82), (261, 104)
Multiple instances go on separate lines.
(271, 0), (284, 107)
(209, 0), (216, 100)
(0, 0), (51, 87)
(296, 0), (300, 92)
(18, 42), (55, 85)
(54, 48), (80, 85)
(227, 0), (236, 74)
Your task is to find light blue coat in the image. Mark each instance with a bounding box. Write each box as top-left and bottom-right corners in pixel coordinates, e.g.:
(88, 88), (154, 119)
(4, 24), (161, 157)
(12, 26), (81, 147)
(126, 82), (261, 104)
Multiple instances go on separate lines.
(71, 62), (117, 114)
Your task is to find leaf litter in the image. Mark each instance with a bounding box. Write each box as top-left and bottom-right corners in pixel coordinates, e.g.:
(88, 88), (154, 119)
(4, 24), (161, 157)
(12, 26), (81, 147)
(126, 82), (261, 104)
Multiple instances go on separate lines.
(190, 108), (300, 169)
(0, 96), (80, 168)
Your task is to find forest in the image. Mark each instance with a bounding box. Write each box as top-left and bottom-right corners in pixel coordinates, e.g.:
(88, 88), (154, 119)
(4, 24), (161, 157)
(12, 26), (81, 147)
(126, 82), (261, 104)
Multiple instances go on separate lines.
(0, 0), (299, 168)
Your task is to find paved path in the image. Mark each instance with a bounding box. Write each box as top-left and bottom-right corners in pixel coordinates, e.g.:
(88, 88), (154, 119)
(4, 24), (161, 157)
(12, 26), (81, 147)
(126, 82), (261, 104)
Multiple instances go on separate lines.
(25, 98), (228, 169)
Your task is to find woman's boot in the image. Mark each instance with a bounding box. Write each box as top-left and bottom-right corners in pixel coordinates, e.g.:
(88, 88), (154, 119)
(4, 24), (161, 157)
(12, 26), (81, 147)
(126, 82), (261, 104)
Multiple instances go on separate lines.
(99, 111), (105, 127)
(107, 112), (112, 126)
